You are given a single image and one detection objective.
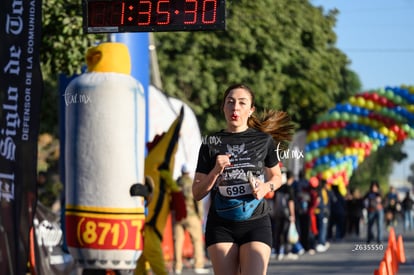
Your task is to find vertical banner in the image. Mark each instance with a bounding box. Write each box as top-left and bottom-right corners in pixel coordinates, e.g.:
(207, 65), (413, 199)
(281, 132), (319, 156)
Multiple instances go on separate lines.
(0, 0), (43, 274)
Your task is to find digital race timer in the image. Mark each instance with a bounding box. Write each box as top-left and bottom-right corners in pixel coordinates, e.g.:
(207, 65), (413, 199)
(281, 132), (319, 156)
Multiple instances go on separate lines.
(83, 0), (226, 33)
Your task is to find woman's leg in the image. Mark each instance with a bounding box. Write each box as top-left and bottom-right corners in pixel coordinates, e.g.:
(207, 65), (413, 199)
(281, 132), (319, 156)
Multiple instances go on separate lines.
(173, 222), (185, 272)
(367, 212), (375, 243)
(239, 241), (271, 275)
(281, 217), (292, 253)
(187, 216), (206, 269)
(208, 243), (239, 275)
(410, 210), (414, 230)
(377, 210), (384, 243)
(404, 211), (409, 231)
(273, 216), (283, 256)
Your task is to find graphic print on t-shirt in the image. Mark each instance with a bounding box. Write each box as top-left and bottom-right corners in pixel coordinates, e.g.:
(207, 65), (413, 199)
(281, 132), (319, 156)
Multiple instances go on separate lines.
(207, 130), (273, 197)
(226, 143), (247, 158)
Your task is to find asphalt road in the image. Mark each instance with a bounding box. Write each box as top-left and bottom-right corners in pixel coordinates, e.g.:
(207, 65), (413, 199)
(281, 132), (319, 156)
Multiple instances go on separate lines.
(71, 221), (414, 275)
(173, 224), (414, 275)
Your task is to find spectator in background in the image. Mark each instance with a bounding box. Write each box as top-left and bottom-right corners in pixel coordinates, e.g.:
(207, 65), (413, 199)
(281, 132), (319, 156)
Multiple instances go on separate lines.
(292, 171), (311, 253)
(272, 170), (297, 260)
(401, 191), (414, 232)
(307, 176), (320, 255)
(384, 186), (400, 229)
(328, 185), (346, 242)
(346, 188), (365, 238)
(315, 179), (330, 252)
(363, 180), (384, 244)
(173, 164), (209, 274)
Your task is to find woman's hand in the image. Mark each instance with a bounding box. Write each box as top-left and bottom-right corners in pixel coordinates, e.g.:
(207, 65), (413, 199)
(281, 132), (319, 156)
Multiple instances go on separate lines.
(250, 164), (283, 200)
(193, 154), (232, 201)
(250, 177), (269, 200)
(214, 154), (232, 174)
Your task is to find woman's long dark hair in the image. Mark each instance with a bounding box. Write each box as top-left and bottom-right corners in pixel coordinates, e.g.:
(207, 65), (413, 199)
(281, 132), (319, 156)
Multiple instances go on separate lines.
(222, 84), (295, 150)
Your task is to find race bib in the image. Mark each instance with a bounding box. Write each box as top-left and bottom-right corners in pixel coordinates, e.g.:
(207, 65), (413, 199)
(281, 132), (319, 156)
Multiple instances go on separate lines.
(218, 183), (253, 198)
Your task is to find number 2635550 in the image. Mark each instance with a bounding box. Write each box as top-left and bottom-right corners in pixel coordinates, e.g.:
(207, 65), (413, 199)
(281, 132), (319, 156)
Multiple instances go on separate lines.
(351, 244), (383, 251)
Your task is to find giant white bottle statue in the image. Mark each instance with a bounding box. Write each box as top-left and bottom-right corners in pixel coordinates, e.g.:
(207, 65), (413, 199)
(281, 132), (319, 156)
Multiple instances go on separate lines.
(64, 42), (146, 270)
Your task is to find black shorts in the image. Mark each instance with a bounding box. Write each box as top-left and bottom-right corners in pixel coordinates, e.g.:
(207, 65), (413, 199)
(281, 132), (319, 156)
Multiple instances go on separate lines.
(205, 214), (273, 248)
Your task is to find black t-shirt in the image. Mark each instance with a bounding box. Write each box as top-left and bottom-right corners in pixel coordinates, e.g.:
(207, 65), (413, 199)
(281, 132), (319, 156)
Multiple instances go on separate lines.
(272, 184), (294, 218)
(196, 128), (279, 220)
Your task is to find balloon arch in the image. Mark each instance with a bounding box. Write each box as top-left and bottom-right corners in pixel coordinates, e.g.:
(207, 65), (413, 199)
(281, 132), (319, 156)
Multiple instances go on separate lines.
(304, 86), (414, 195)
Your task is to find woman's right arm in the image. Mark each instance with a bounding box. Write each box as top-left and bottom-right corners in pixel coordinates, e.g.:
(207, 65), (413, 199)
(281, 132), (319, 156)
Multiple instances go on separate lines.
(192, 154), (232, 201)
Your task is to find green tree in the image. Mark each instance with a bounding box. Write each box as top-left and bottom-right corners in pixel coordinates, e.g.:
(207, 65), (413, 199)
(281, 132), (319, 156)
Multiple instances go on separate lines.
(41, 0), (105, 77)
(39, 0), (360, 134)
(154, 0), (361, 133)
(40, 0), (105, 136)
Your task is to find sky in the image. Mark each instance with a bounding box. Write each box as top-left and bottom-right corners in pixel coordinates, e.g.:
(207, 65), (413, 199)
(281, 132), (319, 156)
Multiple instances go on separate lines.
(310, 0), (414, 187)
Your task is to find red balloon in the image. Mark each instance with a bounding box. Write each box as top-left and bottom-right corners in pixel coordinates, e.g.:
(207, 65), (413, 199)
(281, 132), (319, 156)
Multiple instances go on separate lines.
(379, 96), (388, 105)
(371, 92), (379, 102)
(305, 162), (314, 169)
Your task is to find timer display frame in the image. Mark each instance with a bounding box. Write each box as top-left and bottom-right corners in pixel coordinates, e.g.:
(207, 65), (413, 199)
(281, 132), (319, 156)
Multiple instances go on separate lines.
(82, 0), (226, 33)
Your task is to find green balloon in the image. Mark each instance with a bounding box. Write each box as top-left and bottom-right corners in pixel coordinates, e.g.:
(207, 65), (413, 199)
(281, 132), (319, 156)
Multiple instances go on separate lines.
(331, 111), (341, 120)
(402, 124), (411, 132)
(386, 90), (395, 100)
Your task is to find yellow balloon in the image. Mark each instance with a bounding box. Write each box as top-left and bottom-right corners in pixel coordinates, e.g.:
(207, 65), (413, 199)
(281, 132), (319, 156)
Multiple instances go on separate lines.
(380, 126), (389, 136)
(322, 170), (332, 180)
(328, 129), (337, 138)
(338, 183), (347, 196)
(351, 148), (358, 155)
(357, 97), (366, 107)
(320, 130), (328, 139)
(307, 131), (319, 142)
(365, 100), (374, 110)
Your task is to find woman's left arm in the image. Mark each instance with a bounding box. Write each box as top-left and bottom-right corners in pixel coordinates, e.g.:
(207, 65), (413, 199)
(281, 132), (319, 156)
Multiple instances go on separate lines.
(251, 164), (283, 200)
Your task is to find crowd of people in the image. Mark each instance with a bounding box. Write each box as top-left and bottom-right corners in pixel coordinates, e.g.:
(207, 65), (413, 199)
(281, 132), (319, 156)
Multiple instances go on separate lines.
(173, 168), (414, 266)
(266, 172), (414, 260)
(172, 165), (414, 273)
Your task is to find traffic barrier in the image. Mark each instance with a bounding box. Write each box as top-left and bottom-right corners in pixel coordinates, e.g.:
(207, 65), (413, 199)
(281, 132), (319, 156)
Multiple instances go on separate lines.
(374, 227), (407, 275)
(374, 259), (387, 275)
(384, 246), (397, 275)
(397, 235), (406, 264)
(388, 229), (399, 274)
(388, 227), (396, 251)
